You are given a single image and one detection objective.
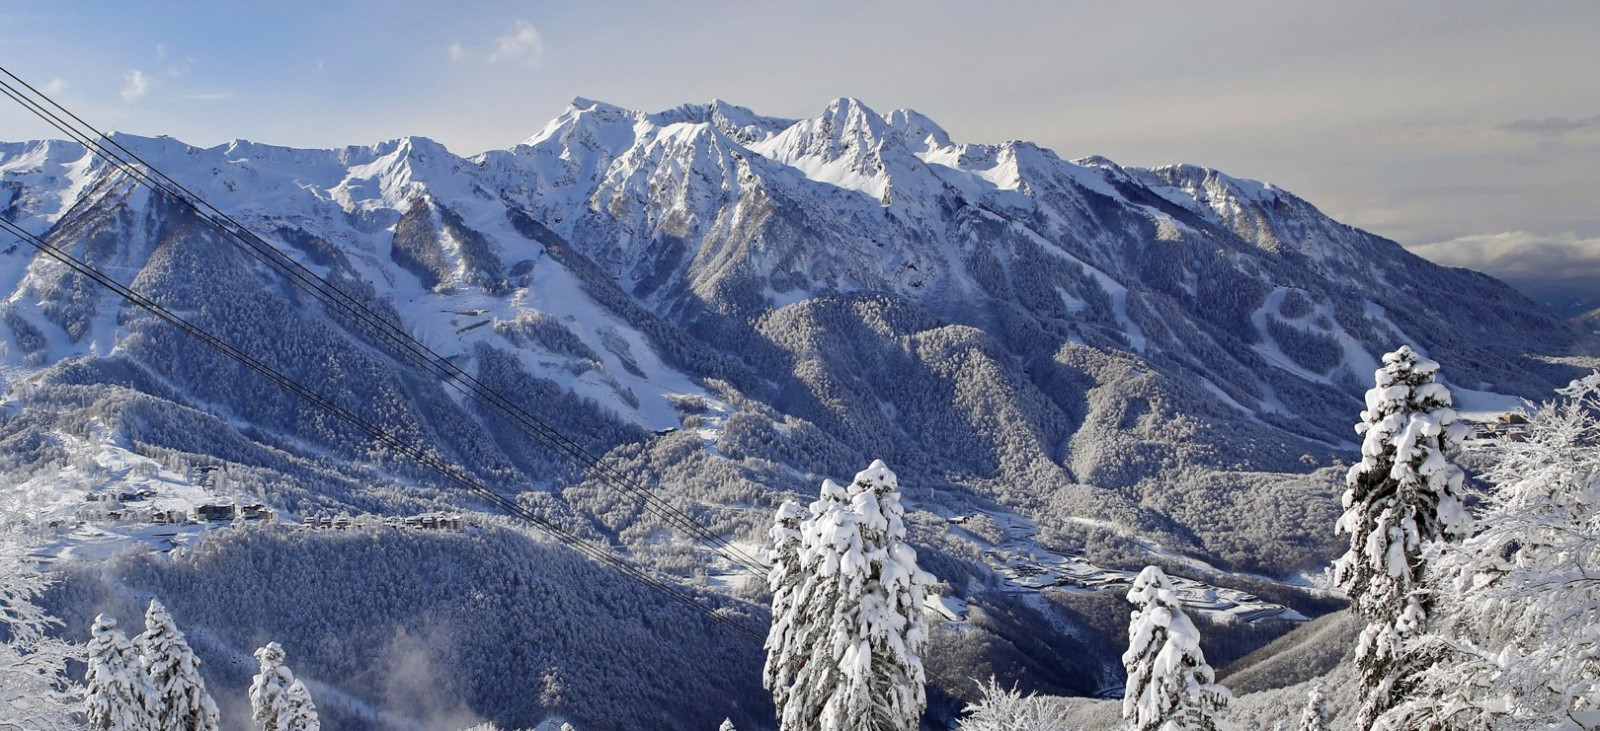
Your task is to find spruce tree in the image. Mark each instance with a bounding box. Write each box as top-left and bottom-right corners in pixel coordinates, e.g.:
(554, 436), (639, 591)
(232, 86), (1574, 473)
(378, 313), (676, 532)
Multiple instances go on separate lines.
(761, 499), (807, 718)
(1121, 566), (1229, 731)
(718, 719), (737, 731)
(1334, 345), (1468, 727)
(768, 461), (934, 731)
(828, 461), (933, 731)
(1297, 684), (1329, 731)
(85, 614), (155, 731)
(250, 642), (319, 731)
(280, 680), (320, 731)
(772, 479), (851, 731)
(138, 598), (219, 731)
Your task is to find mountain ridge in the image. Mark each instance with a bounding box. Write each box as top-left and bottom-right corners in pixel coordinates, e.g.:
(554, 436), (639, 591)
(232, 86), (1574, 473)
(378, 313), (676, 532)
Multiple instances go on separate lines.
(1, 97), (1590, 726)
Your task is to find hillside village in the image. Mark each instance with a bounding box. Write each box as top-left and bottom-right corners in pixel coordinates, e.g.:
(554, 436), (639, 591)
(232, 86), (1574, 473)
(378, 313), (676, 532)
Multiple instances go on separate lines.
(950, 508), (1309, 626)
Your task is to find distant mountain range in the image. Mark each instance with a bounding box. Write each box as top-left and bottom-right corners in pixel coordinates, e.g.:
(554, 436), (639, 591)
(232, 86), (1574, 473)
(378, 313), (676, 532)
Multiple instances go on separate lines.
(3, 97), (1592, 728)
(1504, 276), (1600, 319)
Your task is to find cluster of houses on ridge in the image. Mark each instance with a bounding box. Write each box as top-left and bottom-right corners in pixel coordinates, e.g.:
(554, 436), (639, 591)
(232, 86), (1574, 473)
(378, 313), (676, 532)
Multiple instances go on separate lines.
(1470, 410), (1530, 440)
(300, 512), (465, 531)
(83, 490), (276, 525)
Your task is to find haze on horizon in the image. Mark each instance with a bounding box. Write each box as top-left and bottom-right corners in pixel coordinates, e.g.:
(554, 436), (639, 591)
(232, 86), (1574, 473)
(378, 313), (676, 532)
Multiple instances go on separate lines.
(2, 1), (1596, 311)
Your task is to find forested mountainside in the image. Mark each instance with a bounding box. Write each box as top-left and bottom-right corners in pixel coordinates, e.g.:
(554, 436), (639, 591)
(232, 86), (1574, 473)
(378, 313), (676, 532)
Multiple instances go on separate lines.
(1, 97), (1590, 728)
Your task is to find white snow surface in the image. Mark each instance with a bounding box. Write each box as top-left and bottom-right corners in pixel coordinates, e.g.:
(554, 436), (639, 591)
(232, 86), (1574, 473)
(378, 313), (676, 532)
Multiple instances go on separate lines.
(0, 127), (718, 433)
(4, 423), (242, 564)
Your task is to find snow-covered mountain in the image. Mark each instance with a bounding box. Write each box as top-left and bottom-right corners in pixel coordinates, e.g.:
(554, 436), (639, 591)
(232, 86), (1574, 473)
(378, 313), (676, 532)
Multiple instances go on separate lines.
(1, 98), (1588, 728)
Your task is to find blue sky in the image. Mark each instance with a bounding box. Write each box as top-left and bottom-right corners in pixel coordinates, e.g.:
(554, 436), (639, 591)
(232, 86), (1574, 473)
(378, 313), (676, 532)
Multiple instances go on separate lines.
(2, 1), (1598, 284)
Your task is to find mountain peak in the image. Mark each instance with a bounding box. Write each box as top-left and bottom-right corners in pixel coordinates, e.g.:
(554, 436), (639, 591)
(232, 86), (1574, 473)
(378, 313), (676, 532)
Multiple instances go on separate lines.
(106, 131), (194, 153)
(641, 99), (795, 146)
(1144, 163), (1284, 209)
(567, 96), (628, 114)
(820, 97), (888, 131)
(882, 108), (952, 152)
(1073, 154), (1122, 170)
(519, 97), (642, 151)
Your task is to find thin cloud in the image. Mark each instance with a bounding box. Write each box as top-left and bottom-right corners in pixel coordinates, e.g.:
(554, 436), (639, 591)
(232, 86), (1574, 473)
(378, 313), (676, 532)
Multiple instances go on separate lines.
(119, 70), (149, 102)
(448, 42), (465, 62)
(178, 91), (236, 102)
(42, 77), (66, 94)
(1498, 115), (1600, 137)
(488, 19), (544, 65)
(1409, 231), (1600, 279)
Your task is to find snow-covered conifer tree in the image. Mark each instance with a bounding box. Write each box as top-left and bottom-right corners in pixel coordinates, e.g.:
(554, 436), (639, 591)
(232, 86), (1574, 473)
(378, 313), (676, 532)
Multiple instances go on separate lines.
(768, 461), (934, 731)
(0, 516), (79, 730)
(826, 460), (934, 731)
(1297, 684), (1329, 731)
(1385, 373), (1600, 730)
(138, 598), (219, 731)
(770, 478), (850, 731)
(1333, 345), (1468, 727)
(1121, 566), (1229, 731)
(250, 642), (319, 731)
(718, 719), (737, 731)
(85, 614), (155, 731)
(280, 680), (319, 731)
(762, 499), (807, 717)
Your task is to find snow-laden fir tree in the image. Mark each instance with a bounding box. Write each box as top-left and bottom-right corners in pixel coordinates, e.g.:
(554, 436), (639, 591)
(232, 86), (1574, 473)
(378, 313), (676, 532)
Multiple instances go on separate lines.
(0, 514), (79, 730)
(1333, 345), (1468, 727)
(769, 478), (850, 731)
(768, 461), (935, 731)
(138, 598), (219, 731)
(250, 642), (319, 731)
(1297, 684), (1329, 731)
(1383, 373), (1600, 731)
(958, 676), (1072, 731)
(1122, 566), (1230, 731)
(718, 719), (737, 731)
(826, 461), (935, 731)
(280, 680), (319, 731)
(762, 499), (807, 719)
(85, 614), (155, 731)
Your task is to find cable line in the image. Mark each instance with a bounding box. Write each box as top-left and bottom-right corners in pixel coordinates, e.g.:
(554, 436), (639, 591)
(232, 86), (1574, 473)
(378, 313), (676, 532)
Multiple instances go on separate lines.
(0, 214), (766, 642)
(0, 65), (770, 577)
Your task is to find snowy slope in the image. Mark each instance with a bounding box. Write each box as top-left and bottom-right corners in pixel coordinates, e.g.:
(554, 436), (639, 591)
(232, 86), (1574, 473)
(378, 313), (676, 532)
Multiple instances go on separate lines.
(1, 132), (708, 434)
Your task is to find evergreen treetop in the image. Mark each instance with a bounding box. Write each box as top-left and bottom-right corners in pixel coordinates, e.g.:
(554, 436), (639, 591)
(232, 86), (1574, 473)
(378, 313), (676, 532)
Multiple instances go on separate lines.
(1334, 345), (1469, 727)
(766, 460), (934, 731)
(1121, 566), (1229, 731)
(138, 598), (219, 731)
(85, 614), (154, 731)
(251, 641), (319, 731)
